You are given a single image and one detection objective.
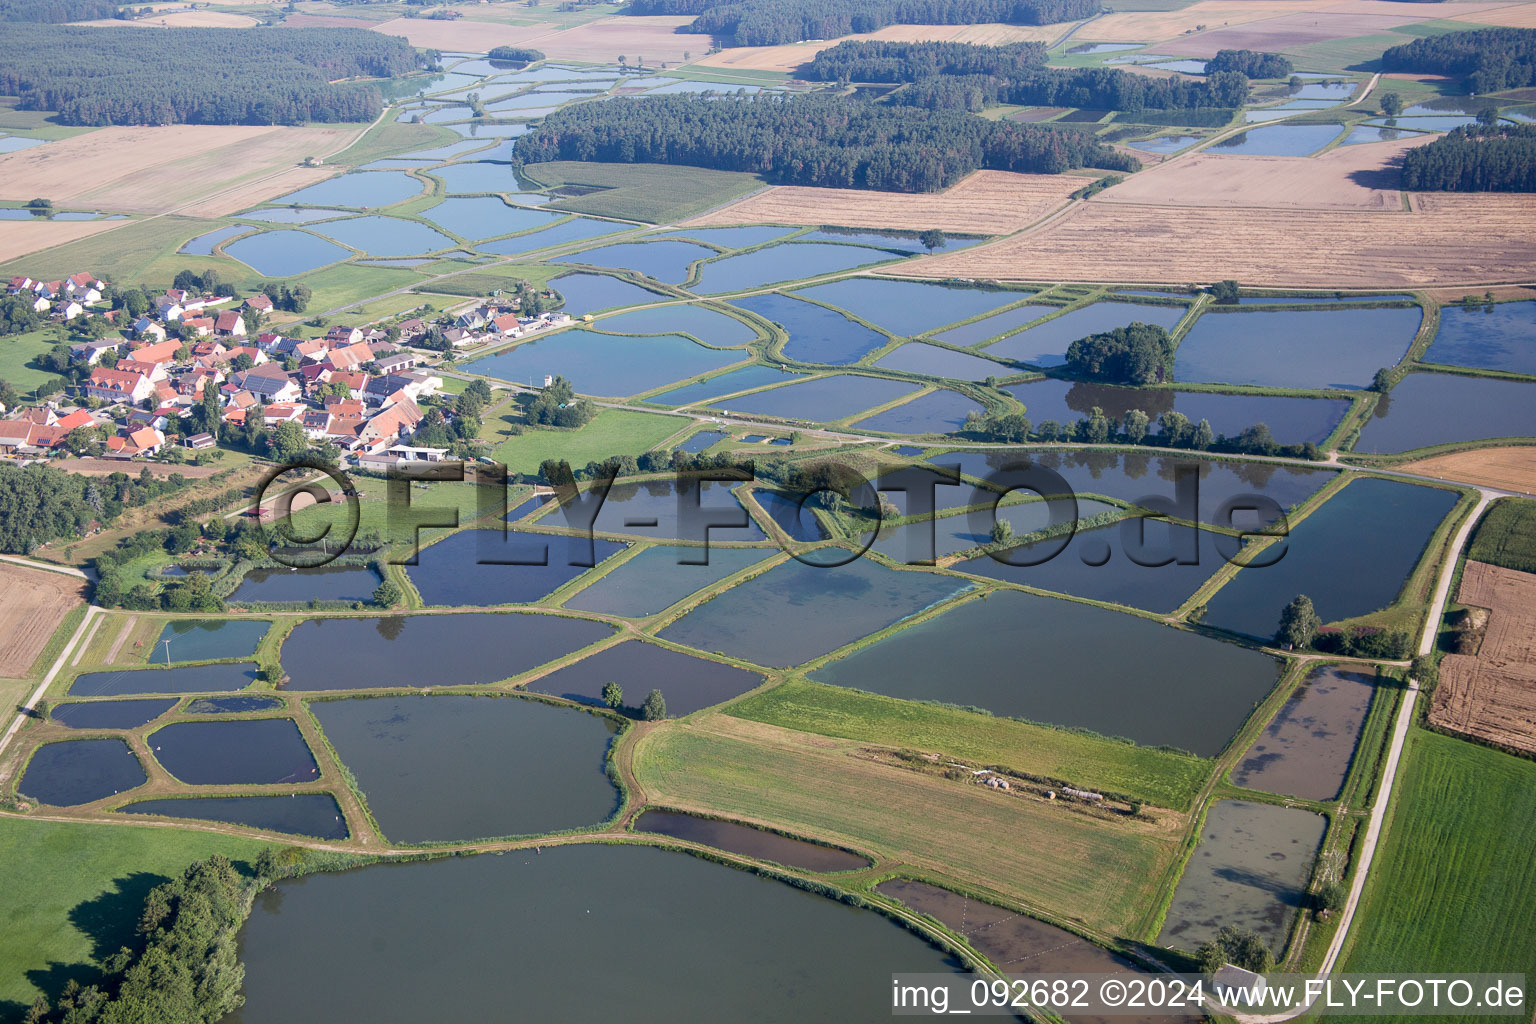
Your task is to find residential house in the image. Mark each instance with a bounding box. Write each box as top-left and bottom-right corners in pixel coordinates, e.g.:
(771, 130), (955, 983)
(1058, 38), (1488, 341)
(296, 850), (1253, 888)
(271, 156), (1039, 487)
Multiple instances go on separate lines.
(488, 313), (522, 336)
(105, 426), (164, 458)
(294, 338), (329, 363)
(261, 403), (306, 426)
(396, 318), (427, 343)
(59, 300), (85, 320)
(356, 396), (423, 446)
(113, 358), (166, 383)
(244, 294), (274, 314)
(71, 339), (124, 365)
(228, 364), (300, 404)
(375, 352), (419, 375)
(326, 326), (363, 347)
(156, 301), (185, 322)
(84, 367), (154, 405)
(213, 311), (246, 338)
(181, 316), (214, 338)
(130, 339), (183, 366)
(132, 317), (167, 341)
(184, 432), (216, 449)
(455, 310), (485, 330)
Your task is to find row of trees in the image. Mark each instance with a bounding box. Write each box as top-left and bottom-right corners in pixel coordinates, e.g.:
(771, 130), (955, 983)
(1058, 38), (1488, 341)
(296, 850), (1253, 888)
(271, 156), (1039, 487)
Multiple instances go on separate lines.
(0, 463), (191, 554)
(626, 0), (1101, 46)
(1203, 48), (1293, 78)
(1400, 123), (1536, 192)
(1381, 27), (1536, 93)
(513, 93), (1137, 193)
(963, 406), (1322, 459)
(804, 41), (1250, 112)
(1, 25), (421, 126)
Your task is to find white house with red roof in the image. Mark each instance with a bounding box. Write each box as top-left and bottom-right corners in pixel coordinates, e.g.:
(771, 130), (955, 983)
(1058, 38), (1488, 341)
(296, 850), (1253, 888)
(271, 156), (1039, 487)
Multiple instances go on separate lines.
(84, 367), (154, 405)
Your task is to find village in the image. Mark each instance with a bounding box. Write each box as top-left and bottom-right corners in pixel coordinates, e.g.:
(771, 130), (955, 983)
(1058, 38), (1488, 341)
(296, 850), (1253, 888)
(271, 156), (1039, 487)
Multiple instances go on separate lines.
(0, 270), (575, 469)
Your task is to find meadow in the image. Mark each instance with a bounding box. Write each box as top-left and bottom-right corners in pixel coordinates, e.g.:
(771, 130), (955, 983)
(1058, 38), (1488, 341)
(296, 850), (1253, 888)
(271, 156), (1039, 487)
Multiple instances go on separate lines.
(487, 408), (688, 475)
(519, 162), (766, 224)
(1465, 497), (1536, 573)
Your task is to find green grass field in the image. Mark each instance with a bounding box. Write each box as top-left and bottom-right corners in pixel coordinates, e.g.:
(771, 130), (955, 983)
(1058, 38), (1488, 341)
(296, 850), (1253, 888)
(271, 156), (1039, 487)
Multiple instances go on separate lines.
(1338, 730), (1536, 1018)
(0, 817), (269, 1015)
(519, 162), (765, 224)
(297, 263), (426, 315)
(0, 217), (245, 286)
(488, 408), (688, 474)
(727, 680), (1210, 811)
(0, 329), (68, 395)
(1466, 497), (1536, 574)
(328, 120), (459, 168)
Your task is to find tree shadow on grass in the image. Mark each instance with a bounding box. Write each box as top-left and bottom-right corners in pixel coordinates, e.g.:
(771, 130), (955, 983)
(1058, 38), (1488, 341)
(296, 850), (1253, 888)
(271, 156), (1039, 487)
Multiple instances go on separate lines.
(67, 871), (172, 964)
(0, 998), (32, 1024)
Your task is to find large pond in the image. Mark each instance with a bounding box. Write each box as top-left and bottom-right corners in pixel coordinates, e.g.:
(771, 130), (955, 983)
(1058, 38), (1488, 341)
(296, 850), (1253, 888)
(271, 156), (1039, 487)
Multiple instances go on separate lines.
(1232, 666), (1376, 800)
(548, 477), (766, 544)
(51, 698), (177, 730)
(635, 810), (868, 871)
(731, 292), (889, 365)
(562, 240), (716, 284)
(648, 365), (805, 406)
(431, 161), (519, 195)
(984, 301), (1186, 367)
(814, 589), (1277, 754)
(797, 228), (975, 254)
(564, 545), (775, 617)
(404, 529), (626, 605)
(281, 613), (615, 690)
(1158, 799), (1326, 956)
(1173, 308), (1422, 390)
(275, 171), (424, 209)
(870, 497), (1122, 564)
(1208, 124), (1343, 156)
(1423, 301), (1536, 375)
(930, 304), (1058, 346)
(229, 565), (381, 605)
(150, 719), (318, 785)
(659, 556), (971, 668)
(422, 196), (560, 240)
(224, 230), (351, 277)
(874, 342), (1016, 381)
(1004, 378), (1349, 445)
(119, 794), (349, 840)
(150, 619), (269, 663)
(657, 225), (795, 248)
(1202, 477), (1458, 638)
(792, 279), (1026, 337)
(477, 217), (624, 257)
(318, 216), (456, 258)
(180, 225), (247, 255)
(461, 328), (742, 396)
(185, 696), (285, 714)
(18, 739), (146, 806)
(1353, 372), (1536, 453)
(69, 662), (260, 696)
(309, 695), (619, 842)
(712, 374), (918, 422)
(691, 242), (897, 294)
(227, 844), (960, 1022)
(525, 640), (765, 716)
(550, 272), (667, 315)
(851, 389), (983, 434)
(593, 304), (758, 346)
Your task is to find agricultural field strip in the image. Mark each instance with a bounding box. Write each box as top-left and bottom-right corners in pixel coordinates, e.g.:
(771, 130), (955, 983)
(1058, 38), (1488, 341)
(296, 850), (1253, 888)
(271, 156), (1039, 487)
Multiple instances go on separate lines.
(0, 608), (99, 790)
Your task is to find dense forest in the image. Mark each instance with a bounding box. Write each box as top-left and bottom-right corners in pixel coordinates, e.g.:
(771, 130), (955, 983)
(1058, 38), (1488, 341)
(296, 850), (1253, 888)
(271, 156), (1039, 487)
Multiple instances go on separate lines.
(0, 26), (421, 125)
(0, 463), (190, 554)
(0, 0), (116, 21)
(802, 42), (1248, 110)
(1204, 48), (1293, 77)
(1064, 323), (1176, 385)
(513, 93), (1138, 192)
(488, 45), (546, 64)
(1400, 123), (1536, 191)
(1381, 27), (1536, 92)
(625, 0), (1100, 46)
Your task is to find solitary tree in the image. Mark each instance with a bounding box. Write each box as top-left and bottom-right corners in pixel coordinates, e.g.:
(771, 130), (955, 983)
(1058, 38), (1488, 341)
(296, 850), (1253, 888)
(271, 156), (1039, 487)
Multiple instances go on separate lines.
(641, 688), (667, 721)
(990, 520), (1014, 545)
(1123, 408), (1150, 445)
(373, 580), (402, 607)
(918, 229), (946, 253)
(1197, 925), (1273, 975)
(602, 681), (624, 709)
(1276, 594), (1321, 649)
(1316, 879), (1346, 916)
(1380, 92), (1403, 117)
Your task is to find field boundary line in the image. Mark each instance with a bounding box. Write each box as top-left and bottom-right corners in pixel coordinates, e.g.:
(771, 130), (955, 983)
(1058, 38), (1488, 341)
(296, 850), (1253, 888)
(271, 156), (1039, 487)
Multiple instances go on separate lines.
(0, 555), (88, 579)
(0, 605), (98, 787)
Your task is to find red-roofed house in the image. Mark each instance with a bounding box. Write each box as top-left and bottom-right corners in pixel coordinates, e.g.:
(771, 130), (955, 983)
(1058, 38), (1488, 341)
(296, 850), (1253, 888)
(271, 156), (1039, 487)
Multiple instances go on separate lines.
(130, 339), (183, 366)
(245, 294), (274, 313)
(214, 311), (246, 337)
(84, 367), (154, 405)
(106, 426), (164, 458)
(324, 343), (372, 373)
(113, 358), (167, 382)
(54, 409), (96, 433)
(294, 338), (329, 362)
(357, 397), (423, 446)
(326, 326), (363, 346)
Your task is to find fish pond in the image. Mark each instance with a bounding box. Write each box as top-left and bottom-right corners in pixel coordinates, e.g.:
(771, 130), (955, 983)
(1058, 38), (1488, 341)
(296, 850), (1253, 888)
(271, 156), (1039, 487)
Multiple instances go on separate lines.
(1004, 377), (1349, 445)
(711, 374), (917, 422)
(592, 304), (758, 346)
(118, 794), (348, 840)
(731, 292), (888, 365)
(813, 589), (1277, 755)
(422, 197), (560, 240)
(179, 225), (247, 255)
(184, 696), (285, 714)
(69, 662), (260, 697)
(523, 640), (765, 716)
(50, 699), (177, 730)
(1126, 134), (1204, 154)
(648, 365), (804, 406)
(659, 556), (970, 668)
(18, 739), (145, 806)
(1158, 799), (1326, 955)
(1172, 307), (1421, 390)
(984, 302), (1186, 367)
(563, 240), (716, 284)
(635, 810), (868, 871)
(276, 172), (424, 209)
(563, 545), (775, 617)
(930, 304), (1058, 346)
(150, 719), (317, 786)
(237, 207), (346, 224)
(477, 217), (624, 257)
(656, 226), (794, 249)
(1202, 477), (1458, 638)
(549, 272), (667, 314)
(1232, 666), (1377, 800)
(224, 231), (351, 277)
(229, 844), (960, 1022)
(460, 328), (743, 396)
(431, 161), (517, 195)
(309, 695), (620, 842)
(1422, 301), (1536, 376)
(317, 217), (456, 258)
(404, 530), (626, 605)
(869, 498), (1121, 564)
(873, 342), (1015, 381)
(692, 243), (898, 295)
(677, 430), (727, 452)
(229, 565), (381, 604)
(793, 278), (1026, 337)
(151, 619), (269, 663)
(1208, 124), (1343, 156)
(281, 613), (616, 690)
(1353, 372), (1536, 454)
(850, 389), (983, 434)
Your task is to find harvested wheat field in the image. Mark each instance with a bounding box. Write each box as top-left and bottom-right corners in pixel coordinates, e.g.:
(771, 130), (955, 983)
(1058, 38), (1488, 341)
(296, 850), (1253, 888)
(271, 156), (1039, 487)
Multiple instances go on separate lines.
(696, 22), (1079, 73)
(1451, 1), (1536, 27)
(895, 193), (1536, 287)
(371, 16), (553, 50)
(0, 563), (86, 678)
(1161, 12), (1428, 56)
(526, 17), (700, 65)
(1097, 135), (1430, 212)
(1432, 560), (1536, 754)
(280, 12), (375, 28)
(0, 219), (125, 265)
(683, 170), (1081, 235)
(0, 124), (362, 216)
(1077, 0), (1332, 42)
(1402, 448), (1536, 496)
(74, 10), (258, 27)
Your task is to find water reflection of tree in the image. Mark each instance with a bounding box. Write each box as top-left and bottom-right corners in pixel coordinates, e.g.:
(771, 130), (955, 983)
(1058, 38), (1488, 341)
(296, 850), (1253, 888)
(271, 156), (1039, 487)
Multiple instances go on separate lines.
(376, 616), (406, 643)
(1062, 381), (1174, 423)
(1373, 390), (1392, 419)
